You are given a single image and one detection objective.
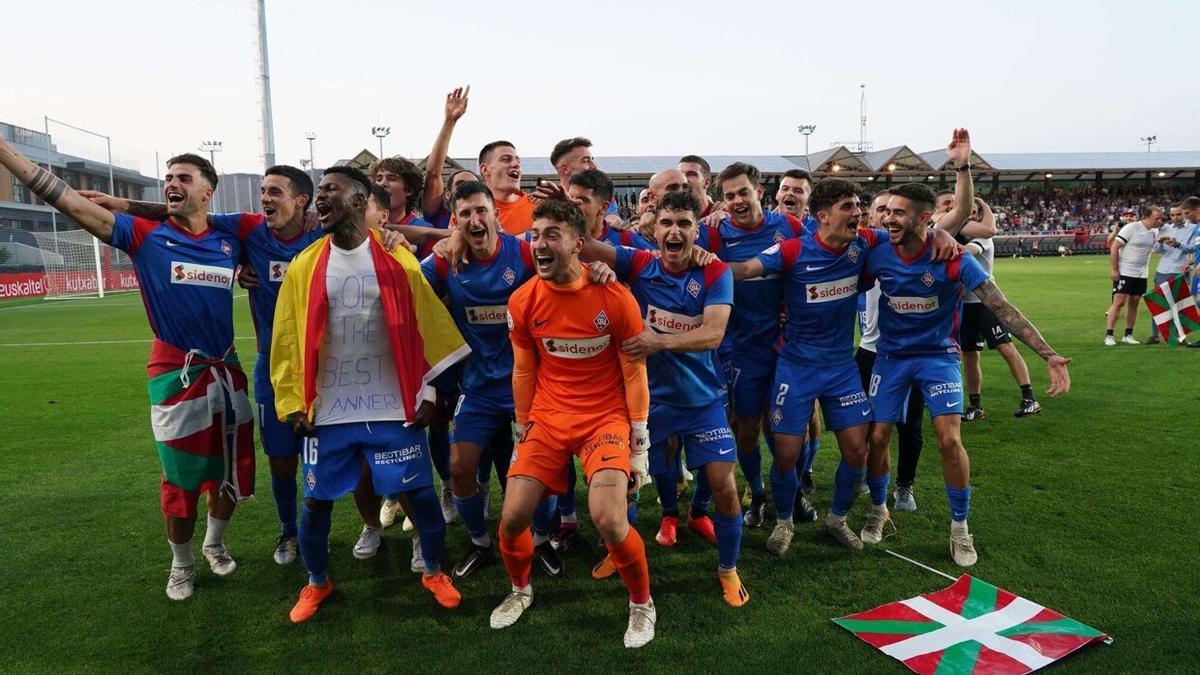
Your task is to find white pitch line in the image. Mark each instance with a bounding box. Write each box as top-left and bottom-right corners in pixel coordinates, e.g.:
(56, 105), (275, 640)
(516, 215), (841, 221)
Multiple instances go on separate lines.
(885, 549), (958, 581)
(0, 292), (248, 312)
(0, 336), (257, 348)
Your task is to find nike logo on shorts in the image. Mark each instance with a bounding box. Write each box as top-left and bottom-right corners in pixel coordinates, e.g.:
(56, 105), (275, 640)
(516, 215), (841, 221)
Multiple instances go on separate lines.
(402, 474), (418, 484)
(946, 401), (960, 408)
(718, 448), (734, 455)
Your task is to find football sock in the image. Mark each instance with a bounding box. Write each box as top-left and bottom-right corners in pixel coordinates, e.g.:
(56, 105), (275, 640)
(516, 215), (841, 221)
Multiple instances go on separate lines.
(738, 449), (765, 498)
(1124, 328), (1133, 337)
(868, 473), (891, 507)
(168, 538), (194, 567)
(691, 468), (712, 516)
(454, 490), (489, 546)
(802, 437), (820, 474)
(770, 462), (798, 521)
(713, 511), (743, 570)
(298, 505), (332, 585)
(969, 394), (982, 409)
(559, 463), (577, 517)
(1105, 329), (1114, 336)
(654, 472), (679, 517)
(271, 474), (298, 537)
(406, 485), (445, 573)
(203, 515), (229, 548)
(499, 526), (533, 589)
(429, 425), (450, 483)
(832, 460), (867, 517)
(532, 496), (557, 540)
(607, 527), (651, 604)
(1020, 384), (1034, 400)
(945, 483), (971, 522)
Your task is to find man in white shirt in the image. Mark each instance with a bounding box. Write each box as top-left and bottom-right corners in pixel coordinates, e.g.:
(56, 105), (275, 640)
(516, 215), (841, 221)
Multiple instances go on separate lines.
(1104, 206), (1164, 346)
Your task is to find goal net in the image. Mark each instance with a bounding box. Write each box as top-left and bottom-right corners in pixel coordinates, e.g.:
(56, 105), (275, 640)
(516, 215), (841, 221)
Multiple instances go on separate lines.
(31, 229), (138, 299)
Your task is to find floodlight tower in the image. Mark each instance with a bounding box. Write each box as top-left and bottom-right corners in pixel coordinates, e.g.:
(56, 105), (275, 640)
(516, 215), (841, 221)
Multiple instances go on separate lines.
(255, 0), (276, 169)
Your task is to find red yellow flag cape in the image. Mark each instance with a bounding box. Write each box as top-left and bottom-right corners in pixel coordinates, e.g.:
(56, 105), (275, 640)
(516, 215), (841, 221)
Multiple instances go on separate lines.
(270, 228), (469, 422)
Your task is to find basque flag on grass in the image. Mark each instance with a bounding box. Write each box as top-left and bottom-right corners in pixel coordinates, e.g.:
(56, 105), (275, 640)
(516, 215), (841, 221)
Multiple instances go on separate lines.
(1143, 274), (1200, 344)
(834, 575), (1108, 674)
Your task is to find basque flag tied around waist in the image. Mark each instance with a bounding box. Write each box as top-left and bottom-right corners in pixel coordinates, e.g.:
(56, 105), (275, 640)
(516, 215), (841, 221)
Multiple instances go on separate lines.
(834, 575), (1108, 675)
(1143, 274), (1200, 345)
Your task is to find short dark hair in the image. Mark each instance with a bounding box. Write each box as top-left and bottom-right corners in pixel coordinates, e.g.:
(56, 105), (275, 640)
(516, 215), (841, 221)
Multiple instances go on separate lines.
(1183, 196), (1200, 210)
(533, 199), (587, 238)
(781, 168), (812, 184)
(167, 153), (218, 188)
(451, 180), (495, 209)
(367, 183), (390, 211)
(264, 165), (314, 212)
(368, 156), (424, 211)
(808, 178), (861, 216)
(654, 190), (701, 217)
(479, 140), (515, 166)
(678, 155), (711, 178)
(715, 162), (761, 191)
(568, 168), (614, 204)
(550, 137), (593, 168)
(889, 183), (937, 214)
(860, 192), (876, 205)
(322, 166), (373, 198)
(935, 189), (955, 198)
(1140, 204), (1163, 218)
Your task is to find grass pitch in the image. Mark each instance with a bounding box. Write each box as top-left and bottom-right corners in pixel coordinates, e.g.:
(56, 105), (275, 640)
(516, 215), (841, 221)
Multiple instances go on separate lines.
(0, 255), (1194, 673)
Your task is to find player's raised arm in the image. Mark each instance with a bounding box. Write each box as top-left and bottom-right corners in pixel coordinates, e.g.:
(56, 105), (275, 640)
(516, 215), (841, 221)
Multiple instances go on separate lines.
(423, 86), (469, 218)
(961, 198), (997, 239)
(933, 129), (976, 237)
(730, 257), (765, 281)
(0, 136), (115, 242)
(579, 238), (619, 268)
(973, 279), (1072, 396)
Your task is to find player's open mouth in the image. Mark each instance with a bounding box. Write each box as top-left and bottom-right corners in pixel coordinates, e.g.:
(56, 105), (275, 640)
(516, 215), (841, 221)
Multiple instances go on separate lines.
(732, 205), (751, 217)
(664, 240), (684, 253)
(315, 202), (332, 218)
(507, 169), (520, 181)
(166, 191), (185, 206)
(263, 205), (277, 217)
(468, 225), (487, 238)
(533, 251), (554, 270)
(782, 198), (796, 207)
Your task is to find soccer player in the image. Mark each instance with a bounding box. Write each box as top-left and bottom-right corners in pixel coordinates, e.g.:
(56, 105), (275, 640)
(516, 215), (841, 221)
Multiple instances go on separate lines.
(1104, 206), (1163, 345)
(678, 155), (717, 218)
(864, 135), (1072, 566)
(271, 166), (469, 622)
(706, 162), (806, 528)
(581, 190), (749, 607)
(773, 168), (817, 231)
(493, 199), (656, 648)
(422, 180), (577, 579)
(422, 85), (476, 232)
(855, 192), (926, 512)
(0, 139), (255, 600)
(479, 140), (536, 235)
(956, 199), (1042, 419)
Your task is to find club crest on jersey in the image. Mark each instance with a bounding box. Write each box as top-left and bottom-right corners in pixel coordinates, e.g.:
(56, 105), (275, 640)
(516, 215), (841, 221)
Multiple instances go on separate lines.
(593, 310), (610, 332)
(921, 271), (935, 287)
(686, 278), (702, 298)
(503, 266), (516, 286)
(847, 247), (859, 262)
(221, 240), (233, 256)
(773, 231), (785, 244)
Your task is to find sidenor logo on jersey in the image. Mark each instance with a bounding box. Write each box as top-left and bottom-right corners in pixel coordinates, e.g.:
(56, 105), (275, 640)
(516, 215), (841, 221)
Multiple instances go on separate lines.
(805, 274), (858, 304)
(542, 335), (610, 359)
(170, 261), (234, 289)
(269, 260), (290, 282)
(888, 296), (939, 313)
(646, 305), (702, 334)
(466, 305), (508, 325)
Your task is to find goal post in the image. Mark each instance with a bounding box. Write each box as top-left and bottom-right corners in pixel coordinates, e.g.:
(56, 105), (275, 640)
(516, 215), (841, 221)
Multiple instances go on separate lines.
(30, 229), (138, 299)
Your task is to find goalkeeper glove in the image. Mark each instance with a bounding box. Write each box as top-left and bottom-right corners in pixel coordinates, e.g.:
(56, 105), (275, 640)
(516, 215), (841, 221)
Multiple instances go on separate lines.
(629, 421), (650, 491)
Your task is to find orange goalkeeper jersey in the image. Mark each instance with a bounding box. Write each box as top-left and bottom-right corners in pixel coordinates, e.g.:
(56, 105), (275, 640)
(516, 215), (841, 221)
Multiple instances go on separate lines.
(507, 266), (648, 423)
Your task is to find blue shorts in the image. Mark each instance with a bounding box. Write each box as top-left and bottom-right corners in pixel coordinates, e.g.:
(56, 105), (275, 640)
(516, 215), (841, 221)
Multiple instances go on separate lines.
(303, 421), (433, 501)
(869, 354), (964, 423)
(252, 352), (273, 404)
(648, 401), (735, 474)
(730, 347), (778, 418)
(451, 389), (514, 447)
(258, 401), (302, 458)
(770, 357), (871, 434)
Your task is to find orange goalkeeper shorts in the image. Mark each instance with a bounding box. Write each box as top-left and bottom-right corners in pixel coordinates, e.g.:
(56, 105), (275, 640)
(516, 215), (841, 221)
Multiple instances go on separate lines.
(509, 411), (631, 495)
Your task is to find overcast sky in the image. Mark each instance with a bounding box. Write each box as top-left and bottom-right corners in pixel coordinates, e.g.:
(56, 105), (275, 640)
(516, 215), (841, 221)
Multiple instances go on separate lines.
(0, 0), (1191, 175)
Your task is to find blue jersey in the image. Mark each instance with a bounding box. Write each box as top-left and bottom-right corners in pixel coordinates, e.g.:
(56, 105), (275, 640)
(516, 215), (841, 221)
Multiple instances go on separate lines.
(421, 234), (534, 402)
(110, 213), (244, 356)
(427, 203), (452, 230)
(701, 211), (805, 351)
(220, 214), (324, 356)
(756, 228), (886, 366)
(614, 247), (733, 408)
(864, 238), (991, 357)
